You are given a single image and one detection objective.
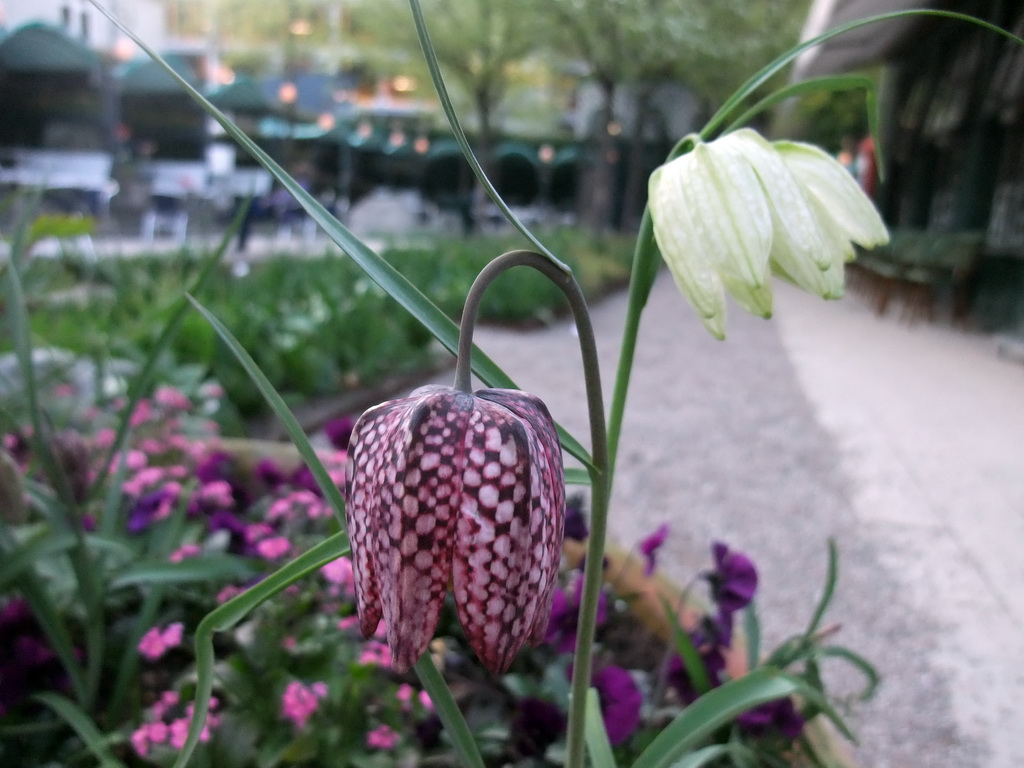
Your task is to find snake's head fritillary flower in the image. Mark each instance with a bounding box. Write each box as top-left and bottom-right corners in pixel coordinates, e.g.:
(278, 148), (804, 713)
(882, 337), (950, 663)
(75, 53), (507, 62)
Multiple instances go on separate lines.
(649, 128), (889, 338)
(345, 384), (565, 675)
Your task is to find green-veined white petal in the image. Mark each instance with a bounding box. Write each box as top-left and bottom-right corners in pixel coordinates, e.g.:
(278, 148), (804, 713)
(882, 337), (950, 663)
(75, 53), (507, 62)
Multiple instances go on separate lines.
(775, 140), (890, 249)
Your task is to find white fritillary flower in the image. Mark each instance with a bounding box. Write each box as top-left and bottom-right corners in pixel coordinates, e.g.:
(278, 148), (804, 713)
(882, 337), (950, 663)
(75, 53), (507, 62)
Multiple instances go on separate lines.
(649, 128), (889, 339)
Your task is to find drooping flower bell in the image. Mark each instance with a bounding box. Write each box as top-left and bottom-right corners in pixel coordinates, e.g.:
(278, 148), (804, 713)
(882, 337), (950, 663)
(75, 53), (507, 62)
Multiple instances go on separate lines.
(648, 128), (889, 339)
(345, 384), (565, 674)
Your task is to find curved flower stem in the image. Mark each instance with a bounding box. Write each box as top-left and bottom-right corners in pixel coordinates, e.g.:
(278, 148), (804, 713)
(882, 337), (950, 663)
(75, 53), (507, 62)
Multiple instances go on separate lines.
(456, 250), (608, 768)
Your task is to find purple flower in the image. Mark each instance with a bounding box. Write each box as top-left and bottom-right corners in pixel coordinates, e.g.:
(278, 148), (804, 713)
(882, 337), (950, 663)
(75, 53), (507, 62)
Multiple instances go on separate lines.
(324, 416), (355, 451)
(346, 385), (565, 674)
(639, 523), (669, 576)
(255, 458), (287, 490)
(737, 697), (804, 740)
(563, 495), (588, 541)
(593, 665), (643, 745)
(195, 451), (232, 484)
(510, 697), (566, 758)
(290, 465), (320, 495)
(127, 487), (177, 533)
(0, 600), (67, 715)
(544, 577), (607, 653)
(666, 636), (727, 705)
(708, 541), (758, 614)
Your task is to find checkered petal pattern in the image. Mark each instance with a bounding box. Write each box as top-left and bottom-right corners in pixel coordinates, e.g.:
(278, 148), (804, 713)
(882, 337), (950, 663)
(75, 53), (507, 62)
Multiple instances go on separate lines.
(345, 385), (565, 674)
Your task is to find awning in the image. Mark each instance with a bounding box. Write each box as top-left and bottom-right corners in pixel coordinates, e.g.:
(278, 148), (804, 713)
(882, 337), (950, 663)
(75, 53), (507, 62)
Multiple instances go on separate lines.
(117, 54), (198, 95)
(793, 0), (932, 78)
(0, 21), (101, 74)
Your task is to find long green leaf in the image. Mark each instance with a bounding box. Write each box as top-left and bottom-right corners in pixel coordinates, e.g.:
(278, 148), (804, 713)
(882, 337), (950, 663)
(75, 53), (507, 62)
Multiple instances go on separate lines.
(744, 600), (761, 674)
(663, 597), (712, 696)
(413, 655), (487, 768)
(109, 556), (255, 590)
(668, 745), (729, 768)
(815, 645), (880, 701)
(584, 688), (618, 768)
(87, 0), (592, 471)
(89, 223), (233, 514)
(0, 529), (76, 591)
(631, 669), (799, 768)
(34, 693), (127, 768)
(171, 532), (349, 768)
(702, 10), (1024, 141)
(187, 297), (349, 526)
(405, 0), (567, 273)
(807, 539), (838, 637)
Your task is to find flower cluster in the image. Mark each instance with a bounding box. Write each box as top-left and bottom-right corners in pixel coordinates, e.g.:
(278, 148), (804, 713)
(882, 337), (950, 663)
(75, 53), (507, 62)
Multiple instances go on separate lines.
(649, 128), (889, 338)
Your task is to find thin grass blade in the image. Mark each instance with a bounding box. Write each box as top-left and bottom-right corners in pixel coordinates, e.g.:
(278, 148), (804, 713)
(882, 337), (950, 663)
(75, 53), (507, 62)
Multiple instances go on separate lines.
(171, 531), (349, 768)
(414, 654), (487, 768)
(584, 687), (618, 768)
(34, 692), (127, 768)
(86, 0), (592, 470)
(631, 668), (799, 768)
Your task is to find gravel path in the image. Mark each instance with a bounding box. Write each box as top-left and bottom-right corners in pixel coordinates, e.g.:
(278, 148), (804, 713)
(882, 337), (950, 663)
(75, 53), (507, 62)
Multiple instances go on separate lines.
(439, 271), (1024, 767)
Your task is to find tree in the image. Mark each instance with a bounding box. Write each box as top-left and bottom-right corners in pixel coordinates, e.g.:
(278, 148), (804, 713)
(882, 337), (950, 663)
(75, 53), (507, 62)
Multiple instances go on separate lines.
(542, 0), (810, 230)
(352, 0), (546, 174)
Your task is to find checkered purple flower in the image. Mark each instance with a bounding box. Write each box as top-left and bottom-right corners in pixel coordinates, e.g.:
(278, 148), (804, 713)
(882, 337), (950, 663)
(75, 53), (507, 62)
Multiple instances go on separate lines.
(345, 385), (565, 674)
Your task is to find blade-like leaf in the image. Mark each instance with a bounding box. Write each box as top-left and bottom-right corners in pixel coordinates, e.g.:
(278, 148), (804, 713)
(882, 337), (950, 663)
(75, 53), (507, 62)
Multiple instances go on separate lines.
(565, 467), (591, 486)
(171, 532), (350, 768)
(662, 596), (712, 696)
(0, 529), (76, 591)
(669, 745), (729, 768)
(86, 0), (593, 471)
(815, 645), (880, 701)
(703, 10), (1024, 141)
(414, 655), (487, 768)
(722, 75), (884, 178)
(807, 539), (838, 637)
(584, 688), (618, 768)
(406, 0), (568, 273)
(631, 668), (800, 768)
(744, 600), (761, 673)
(34, 693), (127, 768)
(187, 297), (349, 525)
(109, 556), (255, 590)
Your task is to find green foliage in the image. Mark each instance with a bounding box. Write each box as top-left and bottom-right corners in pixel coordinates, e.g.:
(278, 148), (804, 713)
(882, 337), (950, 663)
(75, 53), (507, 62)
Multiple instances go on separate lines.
(5, 233), (631, 424)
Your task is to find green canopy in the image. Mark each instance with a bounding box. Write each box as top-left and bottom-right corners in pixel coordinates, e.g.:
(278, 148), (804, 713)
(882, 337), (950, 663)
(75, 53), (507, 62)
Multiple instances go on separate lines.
(0, 22), (101, 74)
(117, 54), (198, 95)
(208, 76), (275, 115)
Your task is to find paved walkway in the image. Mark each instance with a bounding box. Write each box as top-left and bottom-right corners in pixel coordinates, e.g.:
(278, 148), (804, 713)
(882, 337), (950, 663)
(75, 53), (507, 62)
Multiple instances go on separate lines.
(457, 272), (1024, 767)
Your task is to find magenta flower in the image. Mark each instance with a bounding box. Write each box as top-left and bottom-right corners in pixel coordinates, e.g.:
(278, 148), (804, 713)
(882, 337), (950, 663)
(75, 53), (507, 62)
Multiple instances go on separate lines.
(367, 724), (399, 750)
(346, 385), (565, 675)
(593, 665), (643, 745)
(138, 622), (184, 661)
(324, 416), (355, 450)
(281, 680), (328, 730)
(510, 697), (566, 757)
(737, 697), (804, 740)
(639, 523), (669, 575)
(544, 576), (608, 653)
(708, 541), (758, 614)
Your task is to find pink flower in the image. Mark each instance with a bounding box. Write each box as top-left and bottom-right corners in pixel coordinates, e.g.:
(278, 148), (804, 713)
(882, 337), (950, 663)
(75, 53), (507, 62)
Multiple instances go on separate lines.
(256, 536), (292, 560)
(396, 683), (414, 710)
(321, 556), (354, 591)
(94, 428), (116, 449)
(155, 386), (192, 412)
(130, 400), (153, 427)
(338, 616), (360, 631)
(419, 690), (434, 711)
(366, 724), (399, 750)
(217, 585), (243, 603)
(170, 544), (202, 563)
(138, 622), (184, 660)
(195, 480), (234, 509)
(281, 681), (328, 730)
(130, 726), (151, 757)
(358, 641), (392, 668)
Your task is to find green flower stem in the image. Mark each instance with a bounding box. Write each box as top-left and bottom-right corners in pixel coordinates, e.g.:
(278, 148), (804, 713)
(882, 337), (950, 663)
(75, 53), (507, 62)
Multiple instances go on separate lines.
(606, 209), (658, 483)
(456, 250), (608, 768)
